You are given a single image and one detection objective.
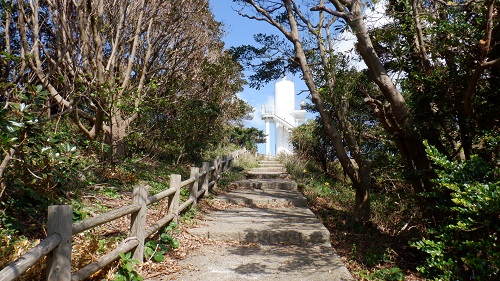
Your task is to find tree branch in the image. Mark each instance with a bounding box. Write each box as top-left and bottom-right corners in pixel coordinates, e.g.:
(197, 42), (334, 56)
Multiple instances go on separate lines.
(464, 0), (497, 120)
(240, 0), (293, 40)
(0, 148), (16, 199)
(411, 0), (432, 71)
(310, 5), (348, 18)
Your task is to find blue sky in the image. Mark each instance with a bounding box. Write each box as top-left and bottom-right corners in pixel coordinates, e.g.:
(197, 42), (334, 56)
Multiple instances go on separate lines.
(210, 1), (312, 154)
(210, 1), (389, 154)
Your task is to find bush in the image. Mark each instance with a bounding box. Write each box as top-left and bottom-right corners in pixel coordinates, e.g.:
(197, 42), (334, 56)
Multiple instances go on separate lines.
(413, 141), (500, 280)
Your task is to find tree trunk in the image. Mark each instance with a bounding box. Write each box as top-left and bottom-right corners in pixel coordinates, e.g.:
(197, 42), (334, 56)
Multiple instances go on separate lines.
(102, 113), (129, 162)
(353, 162), (371, 222)
(113, 135), (126, 159)
(347, 2), (433, 192)
(107, 125), (128, 161)
(0, 148), (16, 199)
(284, 0), (371, 220)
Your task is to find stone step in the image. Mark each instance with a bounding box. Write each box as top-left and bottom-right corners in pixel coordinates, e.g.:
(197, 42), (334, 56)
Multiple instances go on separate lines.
(190, 207), (330, 245)
(234, 178), (297, 190)
(258, 161), (283, 167)
(245, 171), (289, 179)
(214, 189), (307, 207)
(249, 167), (286, 173)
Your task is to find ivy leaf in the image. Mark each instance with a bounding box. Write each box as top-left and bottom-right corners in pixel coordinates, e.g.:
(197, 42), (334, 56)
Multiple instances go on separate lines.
(153, 252), (164, 262)
(171, 239), (180, 249)
(144, 246), (154, 259)
(124, 262), (133, 272)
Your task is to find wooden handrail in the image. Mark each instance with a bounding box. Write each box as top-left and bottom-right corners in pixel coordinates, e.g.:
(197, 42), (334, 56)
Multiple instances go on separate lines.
(0, 233), (61, 280)
(146, 187), (176, 205)
(180, 177), (196, 188)
(145, 213), (176, 238)
(179, 198), (195, 213)
(72, 203), (142, 235)
(0, 150), (244, 281)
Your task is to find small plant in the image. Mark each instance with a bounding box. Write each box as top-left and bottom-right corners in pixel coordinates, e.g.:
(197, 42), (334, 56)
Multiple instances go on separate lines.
(218, 169), (246, 188)
(144, 222), (180, 262)
(364, 247), (393, 267)
(71, 200), (89, 222)
(180, 206), (200, 224)
(180, 188), (189, 201)
(113, 252), (143, 281)
(357, 267), (405, 281)
(102, 186), (120, 198)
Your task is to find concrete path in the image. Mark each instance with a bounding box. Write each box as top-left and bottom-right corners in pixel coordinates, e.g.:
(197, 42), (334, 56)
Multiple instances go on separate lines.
(150, 159), (353, 280)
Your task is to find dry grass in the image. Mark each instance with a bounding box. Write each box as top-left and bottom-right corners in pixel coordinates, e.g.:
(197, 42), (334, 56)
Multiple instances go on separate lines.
(304, 192), (426, 281)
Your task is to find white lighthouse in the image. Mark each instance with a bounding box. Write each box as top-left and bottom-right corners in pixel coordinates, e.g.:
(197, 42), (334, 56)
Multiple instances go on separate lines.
(261, 77), (306, 155)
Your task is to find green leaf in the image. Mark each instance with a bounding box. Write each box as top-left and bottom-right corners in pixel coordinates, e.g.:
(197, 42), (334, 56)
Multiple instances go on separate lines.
(153, 252), (164, 262)
(160, 233), (171, 243)
(171, 239), (180, 249)
(144, 247), (154, 259)
(124, 262), (133, 272)
(9, 121), (24, 128)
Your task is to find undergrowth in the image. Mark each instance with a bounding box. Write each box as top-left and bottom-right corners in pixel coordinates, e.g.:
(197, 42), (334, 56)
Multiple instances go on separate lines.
(0, 149), (249, 280)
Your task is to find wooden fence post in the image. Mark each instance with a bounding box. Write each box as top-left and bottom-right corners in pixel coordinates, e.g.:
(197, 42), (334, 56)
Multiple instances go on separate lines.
(212, 157), (220, 191)
(189, 167), (199, 206)
(201, 162), (210, 196)
(46, 205), (72, 281)
(221, 155), (228, 173)
(168, 174), (181, 223)
(130, 186), (148, 262)
(227, 154), (233, 170)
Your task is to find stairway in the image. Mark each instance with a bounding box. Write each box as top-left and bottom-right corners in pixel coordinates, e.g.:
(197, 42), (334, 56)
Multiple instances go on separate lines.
(161, 158), (353, 280)
(189, 159), (330, 245)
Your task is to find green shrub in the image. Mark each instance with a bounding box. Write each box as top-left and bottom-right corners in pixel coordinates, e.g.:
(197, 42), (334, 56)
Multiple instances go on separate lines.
(413, 141), (500, 280)
(357, 267), (405, 281)
(144, 222), (180, 263)
(113, 252), (143, 281)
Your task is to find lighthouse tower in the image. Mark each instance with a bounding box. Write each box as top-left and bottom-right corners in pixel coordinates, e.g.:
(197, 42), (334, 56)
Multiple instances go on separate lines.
(261, 77), (306, 155)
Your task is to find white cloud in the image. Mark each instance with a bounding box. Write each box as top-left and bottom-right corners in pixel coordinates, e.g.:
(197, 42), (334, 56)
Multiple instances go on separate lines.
(332, 0), (390, 70)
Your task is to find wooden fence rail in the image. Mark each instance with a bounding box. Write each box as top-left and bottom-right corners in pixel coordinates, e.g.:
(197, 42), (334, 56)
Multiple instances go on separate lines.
(0, 149), (248, 281)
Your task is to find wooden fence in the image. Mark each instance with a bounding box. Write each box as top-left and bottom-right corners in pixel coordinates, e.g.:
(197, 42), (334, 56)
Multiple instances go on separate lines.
(0, 149), (248, 281)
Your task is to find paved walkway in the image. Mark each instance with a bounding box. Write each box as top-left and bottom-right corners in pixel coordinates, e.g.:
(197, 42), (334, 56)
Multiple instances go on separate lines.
(151, 159), (352, 280)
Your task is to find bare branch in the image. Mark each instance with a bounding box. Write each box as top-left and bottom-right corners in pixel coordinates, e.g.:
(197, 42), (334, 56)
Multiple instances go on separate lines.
(310, 5), (348, 18)
(240, 0), (293, 40)
(411, 0), (432, 71)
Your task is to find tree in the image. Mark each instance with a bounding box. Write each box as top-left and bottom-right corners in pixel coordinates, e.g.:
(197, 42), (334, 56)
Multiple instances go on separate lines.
(135, 49), (252, 163)
(229, 126), (266, 151)
(235, 0), (499, 190)
(233, 0), (378, 221)
(375, 0), (500, 159)
(1, 0), (249, 232)
(290, 120), (335, 173)
(11, 0), (226, 160)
